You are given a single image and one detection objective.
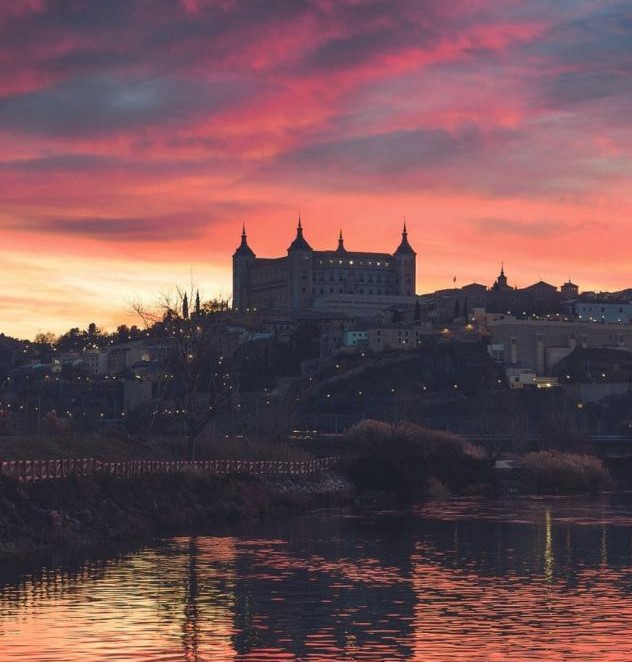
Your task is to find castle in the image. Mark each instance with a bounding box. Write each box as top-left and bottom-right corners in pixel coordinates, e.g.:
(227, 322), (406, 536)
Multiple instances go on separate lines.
(233, 220), (416, 313)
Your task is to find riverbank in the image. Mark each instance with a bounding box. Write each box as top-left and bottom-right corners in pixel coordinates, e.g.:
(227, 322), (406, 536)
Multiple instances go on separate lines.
(0, 470), (353, 560)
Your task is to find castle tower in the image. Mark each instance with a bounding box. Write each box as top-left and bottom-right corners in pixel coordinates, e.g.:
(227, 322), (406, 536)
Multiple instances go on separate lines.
(232, 224), (256, 312)
(560, 279), (579, 301)
(335, 229), (347, 254)
(287, 217), (314, 309)
(394, 222), (416, 297)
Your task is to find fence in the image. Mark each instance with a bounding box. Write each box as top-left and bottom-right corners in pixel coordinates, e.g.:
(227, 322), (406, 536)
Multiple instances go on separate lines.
(0, 457), (341, 484)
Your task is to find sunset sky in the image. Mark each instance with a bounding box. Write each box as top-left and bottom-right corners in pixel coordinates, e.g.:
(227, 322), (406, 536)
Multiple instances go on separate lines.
(1, 0), (631, 338)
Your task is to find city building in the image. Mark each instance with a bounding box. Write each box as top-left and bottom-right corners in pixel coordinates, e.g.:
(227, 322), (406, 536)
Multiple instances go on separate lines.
(574, 295), (632, 324)
(487, 318), (632, 375)
(232, 220), (417, 314)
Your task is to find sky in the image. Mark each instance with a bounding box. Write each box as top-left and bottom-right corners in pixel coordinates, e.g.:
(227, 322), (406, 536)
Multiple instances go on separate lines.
(1, 0), (632, 339)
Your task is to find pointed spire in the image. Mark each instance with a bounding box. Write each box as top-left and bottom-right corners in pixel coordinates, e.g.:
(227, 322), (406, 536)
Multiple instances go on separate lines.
(336, 228), (346, 253)
(234, 222), (255, 258)
(495, 263), (508, 289)
(394, 220), (415, 256)
(288, 217), (312, 252)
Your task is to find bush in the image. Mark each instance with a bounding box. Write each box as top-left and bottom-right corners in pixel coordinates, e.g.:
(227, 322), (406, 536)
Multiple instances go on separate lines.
(520, 450), (611, 494)
(344, 420), (491, 503)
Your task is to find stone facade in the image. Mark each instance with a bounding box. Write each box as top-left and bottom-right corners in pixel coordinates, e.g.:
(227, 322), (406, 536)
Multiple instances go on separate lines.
(232, 220), (416, 313)
(487, 318), (632, 375)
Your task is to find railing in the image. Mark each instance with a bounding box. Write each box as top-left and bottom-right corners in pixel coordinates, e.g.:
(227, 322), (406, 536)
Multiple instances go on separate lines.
(0, 457), (341, 484)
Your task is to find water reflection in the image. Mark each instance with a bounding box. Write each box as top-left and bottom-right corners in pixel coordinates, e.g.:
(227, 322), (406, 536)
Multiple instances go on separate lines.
(2, 496), (632, 660)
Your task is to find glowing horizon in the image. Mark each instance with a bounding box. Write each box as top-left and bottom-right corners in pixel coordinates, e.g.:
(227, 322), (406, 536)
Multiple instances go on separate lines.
(2, 0), (632, 339)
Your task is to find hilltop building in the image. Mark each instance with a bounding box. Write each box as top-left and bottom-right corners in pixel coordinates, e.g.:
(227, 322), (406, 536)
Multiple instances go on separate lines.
(232, 220), (417, 314)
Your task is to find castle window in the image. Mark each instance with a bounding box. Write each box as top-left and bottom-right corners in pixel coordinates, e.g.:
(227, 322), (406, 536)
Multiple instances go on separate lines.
(349, 260), (354, 265)
(339, 288), (343, 293)
(320, 288), (324, 294)
(330, 288), (334, 293)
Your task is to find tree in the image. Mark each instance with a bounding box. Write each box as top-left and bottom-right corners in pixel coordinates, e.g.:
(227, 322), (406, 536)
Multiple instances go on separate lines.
(132, 289), (232, 459)
(34, 331), (57, 347)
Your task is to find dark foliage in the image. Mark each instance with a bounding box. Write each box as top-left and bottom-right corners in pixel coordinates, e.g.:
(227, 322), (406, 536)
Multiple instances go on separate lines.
(344, 420), (493, 503)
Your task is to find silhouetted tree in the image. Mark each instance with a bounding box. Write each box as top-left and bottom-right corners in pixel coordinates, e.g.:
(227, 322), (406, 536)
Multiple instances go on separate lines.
(132, 289), (232, 459)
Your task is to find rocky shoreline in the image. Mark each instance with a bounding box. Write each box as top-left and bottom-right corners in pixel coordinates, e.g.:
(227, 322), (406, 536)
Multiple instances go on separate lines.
(0, 470), (354, 560)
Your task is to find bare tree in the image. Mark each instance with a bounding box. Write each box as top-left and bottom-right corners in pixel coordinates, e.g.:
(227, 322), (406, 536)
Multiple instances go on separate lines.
(131, 288), (232, 459)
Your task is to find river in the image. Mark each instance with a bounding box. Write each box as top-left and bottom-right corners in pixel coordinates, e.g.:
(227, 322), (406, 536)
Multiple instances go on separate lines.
(2, 495), (632, 661)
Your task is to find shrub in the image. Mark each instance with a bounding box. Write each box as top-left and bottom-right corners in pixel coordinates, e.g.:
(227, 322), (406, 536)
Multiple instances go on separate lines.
(520, 450), (611, 494)
(344, 420), (491, 503)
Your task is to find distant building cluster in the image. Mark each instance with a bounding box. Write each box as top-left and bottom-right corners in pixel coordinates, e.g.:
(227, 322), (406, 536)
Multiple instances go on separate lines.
(3, 220), (632, 435)
(231, 221), (632, 378)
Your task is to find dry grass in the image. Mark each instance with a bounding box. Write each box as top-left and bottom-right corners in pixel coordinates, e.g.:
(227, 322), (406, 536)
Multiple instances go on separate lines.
(0, 433), (314, 463)
(0, 433), (153, 461)
(520, 450), (612, 494)
(344, 419), (491, 502)
(186, 435), (314, 462)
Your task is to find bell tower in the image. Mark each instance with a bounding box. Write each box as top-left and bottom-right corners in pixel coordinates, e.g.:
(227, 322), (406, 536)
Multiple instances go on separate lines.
(393, 222), (416, 297)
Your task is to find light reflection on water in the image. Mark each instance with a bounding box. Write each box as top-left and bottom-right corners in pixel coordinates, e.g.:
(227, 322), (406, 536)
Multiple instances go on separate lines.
(3, 496), (632, 660)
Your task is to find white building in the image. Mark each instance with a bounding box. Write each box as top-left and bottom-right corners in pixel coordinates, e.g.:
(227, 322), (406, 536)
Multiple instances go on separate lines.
(575, 298), (632, 324)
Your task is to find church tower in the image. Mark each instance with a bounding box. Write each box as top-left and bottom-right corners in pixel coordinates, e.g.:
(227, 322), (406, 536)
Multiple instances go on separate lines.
(232, 224), (256, 312)
(287, 218), (314, 309)
(492, 264), (510, 292)
(394, 222), (416, 297)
